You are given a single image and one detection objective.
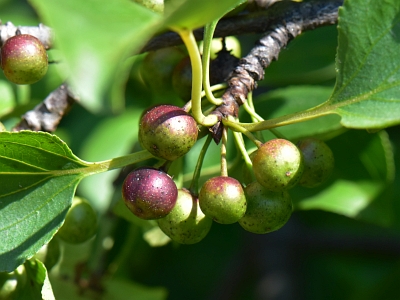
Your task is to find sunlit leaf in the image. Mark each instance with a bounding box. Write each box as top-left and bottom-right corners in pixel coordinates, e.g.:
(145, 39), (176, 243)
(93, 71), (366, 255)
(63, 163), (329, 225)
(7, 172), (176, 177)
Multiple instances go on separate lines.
(29, 0), (162, 112)
(164, 0), (245, 30)
(21, 259), (54, 300)
(326, 0), (400, 128)
(245, 0), (400, 133)
(0, 131), (89, 272)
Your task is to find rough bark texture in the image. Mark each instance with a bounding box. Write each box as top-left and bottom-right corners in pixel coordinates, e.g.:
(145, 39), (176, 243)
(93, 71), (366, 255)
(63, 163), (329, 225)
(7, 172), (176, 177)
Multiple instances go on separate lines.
(12, 84), (78, 132)
(209, 0), (342, 143)
(0, 21), (53, 48)
(141, 0), (342, 52)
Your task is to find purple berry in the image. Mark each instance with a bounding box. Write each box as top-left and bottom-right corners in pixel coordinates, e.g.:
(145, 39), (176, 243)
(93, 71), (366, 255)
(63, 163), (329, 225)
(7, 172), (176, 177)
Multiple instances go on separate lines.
(122, 167), (178, 220)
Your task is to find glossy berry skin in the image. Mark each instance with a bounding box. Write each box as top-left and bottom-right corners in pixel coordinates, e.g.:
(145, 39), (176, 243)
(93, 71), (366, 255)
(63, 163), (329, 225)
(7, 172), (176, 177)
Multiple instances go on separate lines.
(239, 181), (292, 234)
(157, 188), (212, 244)
(1, 34), (48, 85)
(252, 139), (304, 192)
(122, 167), (178, 220)
(199, 176), (247, 224)
(297, 138), (334, 188)
(139, 105), (198, 161)
(57, 196), (98, 244)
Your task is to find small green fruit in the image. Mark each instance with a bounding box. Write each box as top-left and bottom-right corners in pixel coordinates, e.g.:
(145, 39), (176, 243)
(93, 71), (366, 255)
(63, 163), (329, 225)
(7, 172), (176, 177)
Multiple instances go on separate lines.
(239, 181), (292, 234)
(297, 138), (334, 188)
(139, 105), (198, 161)
(199, 176), (247, 224)
(252, 139), (304, 191)
(1, 34), (48, 85)
(57, 196), (97, 244)
(140, 47), (186, 94)
(157, 188), (212, 244)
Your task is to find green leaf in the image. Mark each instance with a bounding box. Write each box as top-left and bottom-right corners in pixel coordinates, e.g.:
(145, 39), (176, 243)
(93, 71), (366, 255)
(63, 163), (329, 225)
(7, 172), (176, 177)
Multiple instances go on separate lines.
(329, 0), (400, 128)
(242, 0), (400, 133)
(0, 131), (88, 272)
(164, 0), (245, 30)
(21, 259), (55, 300)
(29, 0), (162, 112)
(293, 130), (395, 226)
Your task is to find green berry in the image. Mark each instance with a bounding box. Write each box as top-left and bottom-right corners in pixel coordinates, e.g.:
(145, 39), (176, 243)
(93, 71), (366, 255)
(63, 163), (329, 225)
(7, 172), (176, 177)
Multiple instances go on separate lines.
(297, 138), (334, 188)
(1, 34), (48, 85)
(252, 139), (304, 191)
(239, 181), (292, 234)
(57, 196), (97, 244)
(157, 188), (212, 244)
(199, 176), (247, 224)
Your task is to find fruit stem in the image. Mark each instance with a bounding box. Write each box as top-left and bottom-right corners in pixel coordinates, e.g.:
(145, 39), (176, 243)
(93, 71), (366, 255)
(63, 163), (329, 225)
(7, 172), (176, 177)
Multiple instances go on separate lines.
(232, 130), (253, 173)
(243, 93), (287, 139)
(202, 20), (224, 106)
(223, 116), (263, 148)
(220, 126), (228, 177)
(176, 28), (219, 127)
(189, 134), (213, 195)
(182, 83), (227, 112)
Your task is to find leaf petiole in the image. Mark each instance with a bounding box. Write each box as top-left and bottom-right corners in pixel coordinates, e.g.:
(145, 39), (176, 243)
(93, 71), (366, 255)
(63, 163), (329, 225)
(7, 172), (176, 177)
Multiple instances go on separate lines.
(223, 116), (262, 148)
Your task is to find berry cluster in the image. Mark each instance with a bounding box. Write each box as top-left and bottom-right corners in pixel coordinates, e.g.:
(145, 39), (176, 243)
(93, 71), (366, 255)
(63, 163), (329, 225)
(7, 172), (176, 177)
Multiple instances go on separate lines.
(122, 103), (335, 244)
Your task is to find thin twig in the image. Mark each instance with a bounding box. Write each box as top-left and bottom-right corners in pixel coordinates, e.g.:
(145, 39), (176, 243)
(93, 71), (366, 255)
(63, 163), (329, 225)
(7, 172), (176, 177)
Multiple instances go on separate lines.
(209, 0), (342, 143)
(141, 0), (341, 52)
(0, 21), (53, 48)
(12, 83), (78, 132)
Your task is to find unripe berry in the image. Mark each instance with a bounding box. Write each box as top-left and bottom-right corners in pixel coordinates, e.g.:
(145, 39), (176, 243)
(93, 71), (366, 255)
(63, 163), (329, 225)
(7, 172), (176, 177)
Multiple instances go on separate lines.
(199, 176), (247, 224)
(252, 139), (304, 191)
(57, 196), (98, 244)
(1, 34), (48, 85)
(139, 105), (198, 161)
(297, 138), (334, 188)
(157, 188), (212, 244)
(239, 181), (292, 234)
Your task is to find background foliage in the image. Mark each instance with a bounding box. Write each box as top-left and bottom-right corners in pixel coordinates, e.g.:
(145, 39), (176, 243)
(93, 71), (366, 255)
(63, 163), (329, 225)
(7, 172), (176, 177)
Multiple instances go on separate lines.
(1, 0), (400, 299)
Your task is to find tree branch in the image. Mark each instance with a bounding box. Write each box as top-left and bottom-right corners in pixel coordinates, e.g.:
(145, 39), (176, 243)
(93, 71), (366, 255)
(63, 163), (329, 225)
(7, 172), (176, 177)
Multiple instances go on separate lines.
(209, 0), (342, 143)
(12, 83), (78, 132)
(141, 0), (342, 52)
(0, 21), (53, 48)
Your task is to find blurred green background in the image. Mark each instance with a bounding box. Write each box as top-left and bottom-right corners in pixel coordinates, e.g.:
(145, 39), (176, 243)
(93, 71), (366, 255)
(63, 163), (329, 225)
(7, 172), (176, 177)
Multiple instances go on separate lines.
(1, 1), (400, 299)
